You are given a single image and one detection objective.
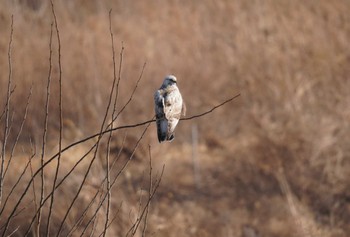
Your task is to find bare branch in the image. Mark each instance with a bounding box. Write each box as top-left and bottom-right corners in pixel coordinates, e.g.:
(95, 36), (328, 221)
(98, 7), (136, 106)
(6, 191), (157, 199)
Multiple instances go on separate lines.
(44, 19), (54, 237)
(47, 0), (63, 233)
(3, 84), (32, 178)
(36, 19), (55, 237)
(0, 14), (14, 207)
(102, 10), (118, 237)
(126, 164), (165, 237)
(141, 145), (153, 237)
(181, 93), (241, 121)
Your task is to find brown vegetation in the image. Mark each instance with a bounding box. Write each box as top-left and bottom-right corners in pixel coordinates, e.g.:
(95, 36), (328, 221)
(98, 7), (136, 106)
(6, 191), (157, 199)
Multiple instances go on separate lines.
(0, 0), (349, 236)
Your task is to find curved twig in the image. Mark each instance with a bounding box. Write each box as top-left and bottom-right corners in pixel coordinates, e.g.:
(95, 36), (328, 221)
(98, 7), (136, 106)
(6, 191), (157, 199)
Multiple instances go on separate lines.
(57, 93), (241, 157)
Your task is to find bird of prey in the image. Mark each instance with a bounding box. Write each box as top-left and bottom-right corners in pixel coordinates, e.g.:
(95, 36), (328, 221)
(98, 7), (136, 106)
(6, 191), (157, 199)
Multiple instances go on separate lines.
(154, 75), (185, 143)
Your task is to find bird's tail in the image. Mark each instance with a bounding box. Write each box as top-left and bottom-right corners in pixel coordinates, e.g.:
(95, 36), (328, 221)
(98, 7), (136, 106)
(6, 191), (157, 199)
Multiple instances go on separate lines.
(156, 119), (174, 143)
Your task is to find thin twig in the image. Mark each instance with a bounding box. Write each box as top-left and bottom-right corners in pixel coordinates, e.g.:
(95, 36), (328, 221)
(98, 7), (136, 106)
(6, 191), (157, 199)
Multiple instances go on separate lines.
(36, 19), (56, 237)
(0, 14), (14, 208)
(126, 164), (165, 237)
(102, 10), (118, 237)
(4, 85), (32, 178)
(0, 86), (16, 125)
(181, 93), (241, 121)
(66, 188), (101, 237)
(141, 145), (153, 237)
(80, 190), (106, 237)
(110, 11), (122, 118)
(6, 226), (19, 237)
(134, 172), (146, 235)
(87, 215), (99, 237)
(0, 15), (14, 237)
(0, 200), (32, 232)
(79, 191), (104, 237)
(28, 139), (38, 229)
(0, 141), (36, 217)
(98, 202), (122, 237)
(44, 19), (54, 237)
(47, 0), (63, 234)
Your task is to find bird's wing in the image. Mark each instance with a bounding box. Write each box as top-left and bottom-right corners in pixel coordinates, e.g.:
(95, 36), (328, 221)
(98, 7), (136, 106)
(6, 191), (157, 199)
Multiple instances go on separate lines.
(154, 90), (168, 142)
(154, 90), (165, 119)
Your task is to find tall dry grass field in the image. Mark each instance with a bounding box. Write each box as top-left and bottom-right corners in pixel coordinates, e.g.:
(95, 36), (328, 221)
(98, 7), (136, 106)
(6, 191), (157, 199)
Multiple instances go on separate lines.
(0, 0), (349, 236)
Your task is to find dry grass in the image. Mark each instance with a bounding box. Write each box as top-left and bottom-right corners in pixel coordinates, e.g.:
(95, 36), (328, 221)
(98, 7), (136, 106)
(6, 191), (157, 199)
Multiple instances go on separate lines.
(0, 0), (350, 236)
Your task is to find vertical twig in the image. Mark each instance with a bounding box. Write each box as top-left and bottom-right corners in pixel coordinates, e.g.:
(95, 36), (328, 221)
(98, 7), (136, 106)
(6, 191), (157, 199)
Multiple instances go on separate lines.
(3, 85), (32, 179)
(55, 10), (123, 234)
(110, 10), (123, 117)
(36, 18), (56, 237)
(46, 0), (63, 234)
(133, 172), (146, 235)
(28, 139), (38, 221)
(44, 20), (54, 237)
(0, 14), (14, 207)
(101, 10), (119, 237)
(141, 145), (153, 237)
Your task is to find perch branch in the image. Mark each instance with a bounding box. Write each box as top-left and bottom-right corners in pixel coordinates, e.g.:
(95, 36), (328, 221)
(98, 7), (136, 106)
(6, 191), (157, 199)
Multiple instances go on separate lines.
(62, 93), (241, 155)
(181, 93), (241, 121)
(36, 92), (241, 177)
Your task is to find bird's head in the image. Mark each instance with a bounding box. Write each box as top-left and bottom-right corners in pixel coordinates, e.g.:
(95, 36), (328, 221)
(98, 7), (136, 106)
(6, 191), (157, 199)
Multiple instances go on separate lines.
(163, 75), (177, 87)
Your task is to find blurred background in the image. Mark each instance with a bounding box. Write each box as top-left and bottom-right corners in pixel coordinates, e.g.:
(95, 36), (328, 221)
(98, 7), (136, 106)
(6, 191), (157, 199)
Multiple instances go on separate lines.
(0, 0), (349, 236)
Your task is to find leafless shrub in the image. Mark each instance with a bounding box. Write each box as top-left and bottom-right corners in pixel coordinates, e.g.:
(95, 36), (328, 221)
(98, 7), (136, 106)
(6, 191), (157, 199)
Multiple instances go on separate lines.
(0, 3), (240, 236)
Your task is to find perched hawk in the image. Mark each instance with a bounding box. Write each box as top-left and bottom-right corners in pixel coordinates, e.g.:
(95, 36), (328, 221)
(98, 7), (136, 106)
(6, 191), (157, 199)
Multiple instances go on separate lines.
(154, 75), (185, 143)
